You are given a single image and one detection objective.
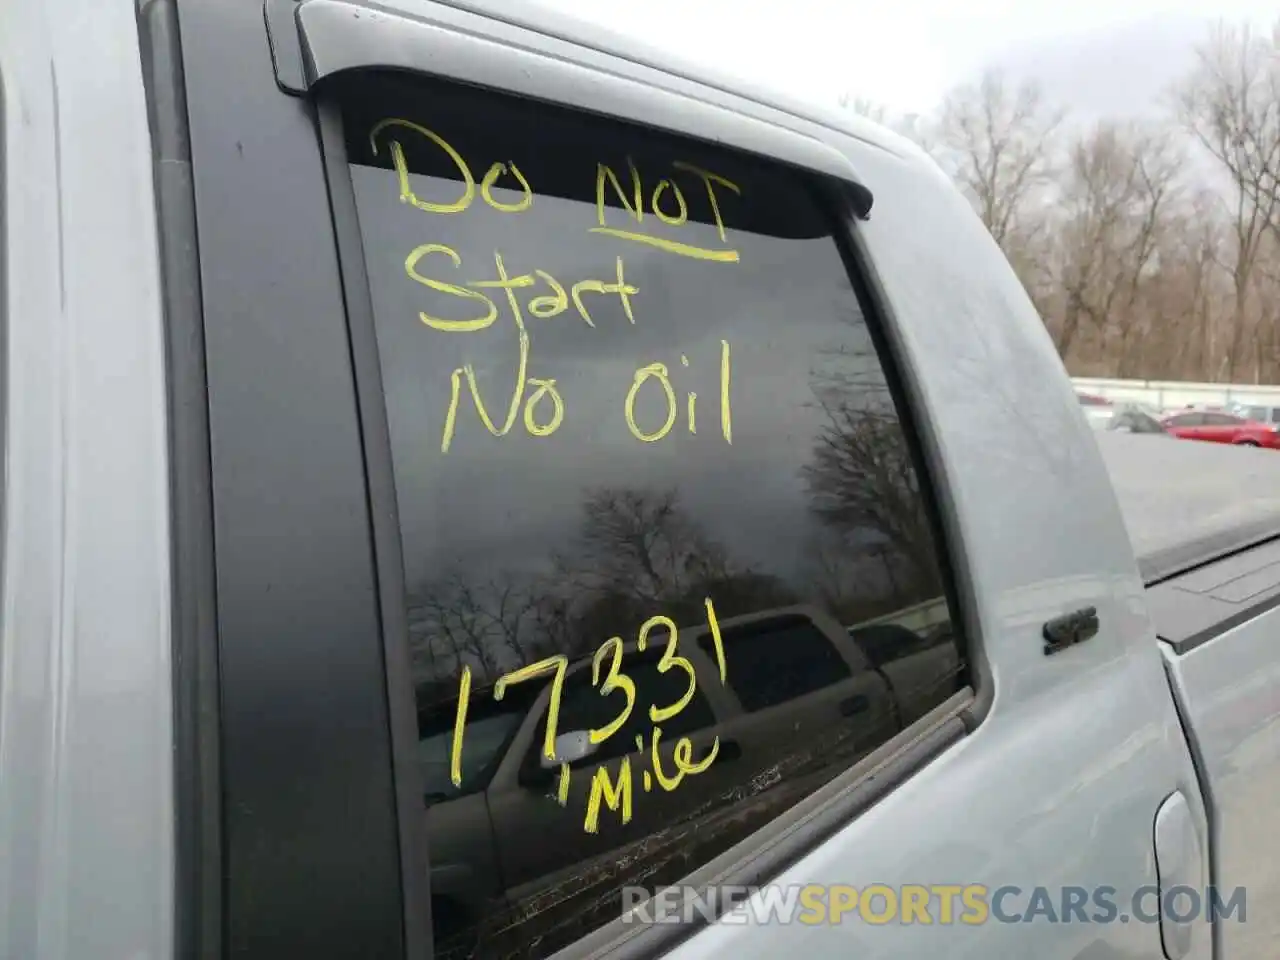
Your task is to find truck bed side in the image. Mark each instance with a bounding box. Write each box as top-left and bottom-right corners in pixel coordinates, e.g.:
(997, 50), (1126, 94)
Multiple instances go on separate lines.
(1145, 535), (1280, 958)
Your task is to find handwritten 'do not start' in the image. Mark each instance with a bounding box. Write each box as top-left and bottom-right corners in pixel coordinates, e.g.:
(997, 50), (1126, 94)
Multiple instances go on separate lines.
(369, 118), (744, 453)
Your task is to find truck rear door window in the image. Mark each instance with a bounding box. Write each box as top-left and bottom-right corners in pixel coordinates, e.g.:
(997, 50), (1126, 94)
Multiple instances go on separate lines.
(334, 70), (963, 958)
(555, 654), (719, 763)
(702, 617), (852, 712)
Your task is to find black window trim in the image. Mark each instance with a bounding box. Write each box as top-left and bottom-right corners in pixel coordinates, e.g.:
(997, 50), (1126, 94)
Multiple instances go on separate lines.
(175, 0), (418, 954)
(314, 63), (984, 959)
(138, 3), (221, 959)
(315, 95), (435, 958)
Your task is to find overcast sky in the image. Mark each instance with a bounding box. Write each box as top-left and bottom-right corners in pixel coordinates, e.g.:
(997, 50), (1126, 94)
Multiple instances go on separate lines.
(542, 0), (1276, 119)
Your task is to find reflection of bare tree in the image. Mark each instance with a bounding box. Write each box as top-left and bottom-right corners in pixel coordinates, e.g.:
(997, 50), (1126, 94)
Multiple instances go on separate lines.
(802, 389), (941, 609)
(808, 339), (894, 401)
(555, 487), (797, 649)
(408, 572), (569, 685)
(805, 531), (907, 622)
(570, 488), (733, 604)
(408, 487), (797, 688)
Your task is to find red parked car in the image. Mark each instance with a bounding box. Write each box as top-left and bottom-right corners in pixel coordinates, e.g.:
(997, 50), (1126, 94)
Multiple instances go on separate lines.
(1159, 409), (1280, 448)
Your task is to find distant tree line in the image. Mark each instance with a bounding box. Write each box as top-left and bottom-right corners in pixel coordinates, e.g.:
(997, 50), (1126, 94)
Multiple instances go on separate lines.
(847, 19), (1280, 385)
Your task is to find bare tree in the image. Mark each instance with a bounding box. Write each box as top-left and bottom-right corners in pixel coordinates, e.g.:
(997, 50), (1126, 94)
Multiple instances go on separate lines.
(933, 69), (1065, 258)
(409, 574), (503, 682)
(408, 571), (565, 684)
(1142, 188), (1230, 378)
(801, 397), (939, 598)
(1253, 234), (1280, 380)
(1050, 122), (1182, 365)
(1174, 19), (1280, 380)
(872, 18), (1280, 386)
(570, 487), (732, 604)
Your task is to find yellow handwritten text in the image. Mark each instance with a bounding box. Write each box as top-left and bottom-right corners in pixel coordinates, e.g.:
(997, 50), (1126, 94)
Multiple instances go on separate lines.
(410, 247), (638, 452)
(720, 338), (733, 444)
(651, 726), (719, 791)
(704, 596), (728, 685)
(584, 597), (725, 751)
(405, 244), (502, 333)
(594, 157), (742, 262)
(640, 615), (696, 723)
(494, 654), (570, 762)
(554, 762), (572, 807)
(584, 757), (633, 833)
(406, 244), (638, 333)
(448, 597), (732, 831)
(624, 341), (733, 444)
(582, 724), (721, 833)
(672, 161), (739, 243)
(449, 664), (473, 787)
(370, 118), (533, 215)
(590, 636), (636, 745)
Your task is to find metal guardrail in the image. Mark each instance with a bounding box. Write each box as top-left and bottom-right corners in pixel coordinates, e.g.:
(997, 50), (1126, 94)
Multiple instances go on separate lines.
(1072, 377), (1280, 412)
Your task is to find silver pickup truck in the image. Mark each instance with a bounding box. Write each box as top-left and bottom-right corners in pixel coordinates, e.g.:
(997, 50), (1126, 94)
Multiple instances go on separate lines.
(0, 2), (1276, 960)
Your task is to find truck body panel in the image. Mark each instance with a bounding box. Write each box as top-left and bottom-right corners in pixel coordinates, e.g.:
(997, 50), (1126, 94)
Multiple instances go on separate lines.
(1161, 613), (1280, 960)
(0, 3), (175, 960)
(0, 1), (1274, 959)
(1152, 540), (1280, 960)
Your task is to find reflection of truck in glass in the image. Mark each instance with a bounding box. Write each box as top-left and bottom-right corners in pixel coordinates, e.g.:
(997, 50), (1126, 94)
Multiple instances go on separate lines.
(416, 604), (958, 943)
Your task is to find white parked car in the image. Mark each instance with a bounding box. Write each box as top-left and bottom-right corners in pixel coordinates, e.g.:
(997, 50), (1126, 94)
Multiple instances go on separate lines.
(1230, 402), (1280, 426)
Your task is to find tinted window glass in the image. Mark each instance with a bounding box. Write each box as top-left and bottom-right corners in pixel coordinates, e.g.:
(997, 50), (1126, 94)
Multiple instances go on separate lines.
(337, 71), (961, 958)
(1205, 413), (1243, 426)
(700, 616), (851, 712)
(416, 679), (539, 803)
(420, 710), (520, 801)
(554, 654), (718, 762)
(1166, 413), (1202, 426)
